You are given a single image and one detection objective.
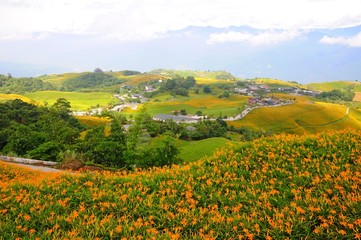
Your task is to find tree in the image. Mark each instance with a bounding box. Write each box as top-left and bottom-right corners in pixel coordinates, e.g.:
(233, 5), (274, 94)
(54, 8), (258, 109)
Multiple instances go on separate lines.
(137, 135), (180, 168)
(203, 85), (211, 93)
(180, 109), (187, 115)
(2, 125), (45, 156)
(109, 116), (126, 144)
(195, 110), (203, 116)
(94, 67), (103, 73)
(52, 98), (71, 113)
(28, 141), (62, 161)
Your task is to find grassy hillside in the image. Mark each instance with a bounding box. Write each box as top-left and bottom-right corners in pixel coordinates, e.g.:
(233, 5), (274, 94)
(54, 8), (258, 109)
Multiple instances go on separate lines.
(147, 93), (248, 118)
(228, 101), (361, 134)
(251, 78), (300, 88)
(39, 73), (86, 88)
(1, 129), (360, 239)
(75, 116), (111, 128)
(178, 137), (232, 162)
(24, 91), (118, 110)
(122, 74), (165, 86)
(149, 69), (236, 80)
(0, 93), (35, 103)
(354, 92), (361, 102)
(306, 81), (361, 92)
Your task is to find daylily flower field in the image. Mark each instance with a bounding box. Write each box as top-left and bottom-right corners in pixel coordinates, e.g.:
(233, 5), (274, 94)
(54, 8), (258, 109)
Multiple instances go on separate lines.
(1, 129), (360, 239)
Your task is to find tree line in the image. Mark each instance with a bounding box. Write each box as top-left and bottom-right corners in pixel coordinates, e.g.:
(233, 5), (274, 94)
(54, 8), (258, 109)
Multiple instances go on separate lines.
(0, 74), (55, 94)
(316, 89), (355, 102)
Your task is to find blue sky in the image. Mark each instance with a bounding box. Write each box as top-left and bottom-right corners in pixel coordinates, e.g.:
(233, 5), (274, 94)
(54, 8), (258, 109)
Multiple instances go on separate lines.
(0, 0), (361, 83)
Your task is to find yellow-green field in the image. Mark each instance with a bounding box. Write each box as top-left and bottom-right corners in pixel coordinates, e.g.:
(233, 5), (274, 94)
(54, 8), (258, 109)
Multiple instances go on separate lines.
(228, 101), (361, 134)
(252, 78), (299, 87)
(147, 93), (248, 117)
(354, 92), (361, 102)
(0, 93), (35, 103)
(194, 77), (232, 85)
(39, 73), (86, 87)
(122, 74), (165, 86)
(24, 91), (119, 111)
(75, 116), (111, 128)
(306, 81), (361, 92)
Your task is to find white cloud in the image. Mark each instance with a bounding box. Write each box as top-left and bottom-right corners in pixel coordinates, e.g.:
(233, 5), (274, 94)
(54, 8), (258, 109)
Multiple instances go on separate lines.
(320, 32), (361, 47)
(0, 0), (361, 41)
(207, 30), (303, 45)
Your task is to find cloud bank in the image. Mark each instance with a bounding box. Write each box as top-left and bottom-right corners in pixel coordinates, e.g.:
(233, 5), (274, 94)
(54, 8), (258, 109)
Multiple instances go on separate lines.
(320, 32), (361, 47)
(1, 0), (361, 42)
(207, 30), (303, 45)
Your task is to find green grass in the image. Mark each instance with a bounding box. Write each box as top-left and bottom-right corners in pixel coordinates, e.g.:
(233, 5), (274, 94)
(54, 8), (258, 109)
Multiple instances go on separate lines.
(178, 137), (233, 162)
(24, 91), (119, 111)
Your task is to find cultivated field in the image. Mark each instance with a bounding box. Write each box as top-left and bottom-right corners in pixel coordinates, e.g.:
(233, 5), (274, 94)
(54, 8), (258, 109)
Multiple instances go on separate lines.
(306, 81), (361, 92)
(227, 101), (360, 134)
(24, 91), (119, 110)
(1, 129), (360, 239)
(0, 93), (34, 103)
(354, 92), (361, 102)
(39, 73), (85, 87)
(75, 116), (111, 128)
(147, 93), (248, 118)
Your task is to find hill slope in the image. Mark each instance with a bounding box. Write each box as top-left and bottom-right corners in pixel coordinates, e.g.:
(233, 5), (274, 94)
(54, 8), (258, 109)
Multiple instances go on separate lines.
(228, 99), (361, 134)
(306, 80), (361, 92)
(1, 129), (360, 239)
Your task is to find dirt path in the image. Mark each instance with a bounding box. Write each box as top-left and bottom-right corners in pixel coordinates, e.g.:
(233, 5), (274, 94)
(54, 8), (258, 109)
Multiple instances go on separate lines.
(0, 160), (64, 173)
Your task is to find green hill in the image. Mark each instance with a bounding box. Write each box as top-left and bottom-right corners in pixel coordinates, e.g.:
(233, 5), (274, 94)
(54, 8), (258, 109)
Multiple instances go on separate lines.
(1, 129), (360, 239)
(38, 73), (86, 88)
(62, 72), (125, 91)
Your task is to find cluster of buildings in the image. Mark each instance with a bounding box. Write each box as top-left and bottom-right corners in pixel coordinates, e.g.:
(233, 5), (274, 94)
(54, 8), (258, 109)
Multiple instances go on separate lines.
(153, 114), (204, 123)
(234, 84), (318, 96)
(247, 97), (294, 107)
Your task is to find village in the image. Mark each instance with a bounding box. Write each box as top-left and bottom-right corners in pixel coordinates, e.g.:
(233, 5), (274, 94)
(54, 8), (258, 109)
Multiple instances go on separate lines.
(234, 83), (318, 96)
(72, 81), (316, 123)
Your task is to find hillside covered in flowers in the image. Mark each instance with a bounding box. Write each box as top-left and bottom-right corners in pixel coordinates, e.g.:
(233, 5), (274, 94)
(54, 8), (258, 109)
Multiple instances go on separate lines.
(0, 129), (360, 239)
